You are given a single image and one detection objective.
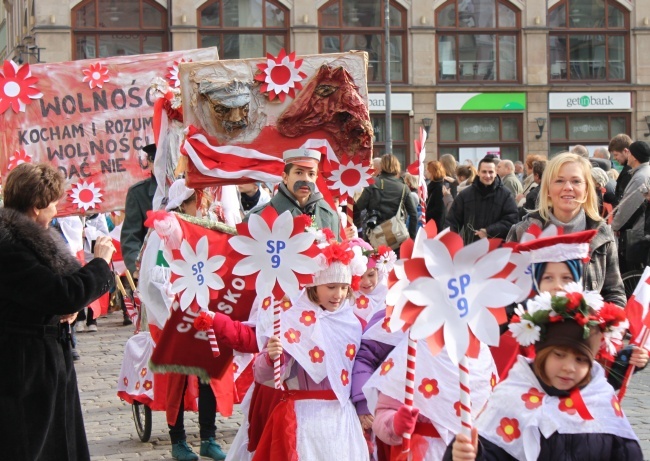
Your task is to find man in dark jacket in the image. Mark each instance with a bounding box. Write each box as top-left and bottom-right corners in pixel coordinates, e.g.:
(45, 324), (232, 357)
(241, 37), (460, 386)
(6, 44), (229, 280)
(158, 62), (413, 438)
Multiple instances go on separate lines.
(446, 154), (518, 244)
(609, 133), (633, 206)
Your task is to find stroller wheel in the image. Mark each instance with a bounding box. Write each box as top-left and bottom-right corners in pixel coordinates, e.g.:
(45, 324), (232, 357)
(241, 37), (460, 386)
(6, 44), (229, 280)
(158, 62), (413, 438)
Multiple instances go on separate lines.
(132, 401), (152, 442)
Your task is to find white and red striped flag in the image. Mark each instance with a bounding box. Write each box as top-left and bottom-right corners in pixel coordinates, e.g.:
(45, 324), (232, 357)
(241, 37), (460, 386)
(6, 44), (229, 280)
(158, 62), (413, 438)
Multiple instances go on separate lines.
(625, 266), (650, 343)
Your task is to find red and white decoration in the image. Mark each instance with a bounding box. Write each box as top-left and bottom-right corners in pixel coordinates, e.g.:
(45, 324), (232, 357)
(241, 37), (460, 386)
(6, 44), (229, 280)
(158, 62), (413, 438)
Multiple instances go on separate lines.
(6, 149), (32, 172)
(323, 154), (374, 200)
(69, 180), (103, 212)
(255, 49), (307, 102)
(81, 63), (110, 89)
(0, 60), (42, 114)
(409, 127), (428, 227)
(166, 59), (190, 88)
(169, 235), (226, 311)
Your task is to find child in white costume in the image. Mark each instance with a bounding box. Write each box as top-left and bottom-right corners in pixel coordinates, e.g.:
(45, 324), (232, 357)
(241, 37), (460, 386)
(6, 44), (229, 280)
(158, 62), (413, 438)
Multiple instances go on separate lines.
(351, 239), (391, 328)
(251, 240), (370, 461)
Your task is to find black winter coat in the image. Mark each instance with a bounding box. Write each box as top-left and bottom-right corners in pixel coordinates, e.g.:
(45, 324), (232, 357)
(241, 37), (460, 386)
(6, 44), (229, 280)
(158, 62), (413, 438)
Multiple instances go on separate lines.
(426, 180), (446, 232)
(443, 431), (642, 460)
(354, 173), (418, 239)
(0, 208), (114, 461)
(445, 176), (519, 244)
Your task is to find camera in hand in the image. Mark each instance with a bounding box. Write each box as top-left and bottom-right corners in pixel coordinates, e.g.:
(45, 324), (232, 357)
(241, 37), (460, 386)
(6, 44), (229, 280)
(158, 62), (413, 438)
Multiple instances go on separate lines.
(365, 210), (380, 229)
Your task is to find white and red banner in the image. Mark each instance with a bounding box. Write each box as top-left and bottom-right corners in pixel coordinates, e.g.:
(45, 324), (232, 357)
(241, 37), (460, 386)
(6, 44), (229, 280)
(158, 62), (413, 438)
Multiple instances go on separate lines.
(0, 47), (218, 216)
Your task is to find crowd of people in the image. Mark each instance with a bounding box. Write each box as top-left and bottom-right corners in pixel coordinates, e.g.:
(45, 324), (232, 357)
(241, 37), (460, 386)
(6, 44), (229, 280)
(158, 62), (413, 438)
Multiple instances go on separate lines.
(2, 131), (650, 461)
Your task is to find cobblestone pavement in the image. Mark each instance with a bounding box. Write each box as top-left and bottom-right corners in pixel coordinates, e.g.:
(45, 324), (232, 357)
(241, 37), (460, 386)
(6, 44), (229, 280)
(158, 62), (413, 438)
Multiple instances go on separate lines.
(77, 311), (650, 460)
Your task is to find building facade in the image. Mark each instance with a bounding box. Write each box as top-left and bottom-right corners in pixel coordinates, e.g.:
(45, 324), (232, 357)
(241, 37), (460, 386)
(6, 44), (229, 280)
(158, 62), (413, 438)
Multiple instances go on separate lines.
(4, 0), (650, 166)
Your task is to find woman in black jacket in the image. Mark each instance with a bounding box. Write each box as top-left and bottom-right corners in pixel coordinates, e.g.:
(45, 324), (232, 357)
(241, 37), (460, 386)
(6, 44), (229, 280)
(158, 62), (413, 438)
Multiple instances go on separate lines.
(425, 160), (448, 232)
(0, 163), (116, 461)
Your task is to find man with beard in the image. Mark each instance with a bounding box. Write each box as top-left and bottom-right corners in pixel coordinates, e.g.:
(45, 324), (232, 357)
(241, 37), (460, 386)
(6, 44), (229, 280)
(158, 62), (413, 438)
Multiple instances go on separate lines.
(249, 148), (355, 241)
(198, 79), (252, 141)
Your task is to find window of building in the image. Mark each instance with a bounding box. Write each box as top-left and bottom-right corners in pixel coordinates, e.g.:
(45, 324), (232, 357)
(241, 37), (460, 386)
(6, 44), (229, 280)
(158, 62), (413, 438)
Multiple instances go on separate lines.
(198, 0), (288, 59)
(436, 0), (520, 83)
(371, 114), (410, 167)
(72, 0), (167, 59)
(437, 114), (523, 163)
(548, 0), (628, 82)
(319, 0), (407, 84)
(549, 113), (630, 156)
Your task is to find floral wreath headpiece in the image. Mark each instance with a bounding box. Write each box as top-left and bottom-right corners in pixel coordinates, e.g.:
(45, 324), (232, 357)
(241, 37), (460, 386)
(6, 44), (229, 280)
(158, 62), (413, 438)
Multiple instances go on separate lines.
(311, 239), (368, 289)
(509, 282), (627, 357)
(366, 244), (397, 274)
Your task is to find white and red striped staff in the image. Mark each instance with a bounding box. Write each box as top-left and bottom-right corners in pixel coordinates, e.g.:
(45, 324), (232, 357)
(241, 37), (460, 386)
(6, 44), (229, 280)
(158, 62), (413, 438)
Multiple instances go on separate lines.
(273, 297), (284, 390)
(458, 355), (472, 437)
(412, 127), (428, 227)
(401, 334), (418, 454)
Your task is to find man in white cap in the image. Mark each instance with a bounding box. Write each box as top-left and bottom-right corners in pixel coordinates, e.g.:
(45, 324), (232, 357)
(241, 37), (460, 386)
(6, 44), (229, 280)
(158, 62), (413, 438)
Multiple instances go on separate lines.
(250, 147), (355, 240)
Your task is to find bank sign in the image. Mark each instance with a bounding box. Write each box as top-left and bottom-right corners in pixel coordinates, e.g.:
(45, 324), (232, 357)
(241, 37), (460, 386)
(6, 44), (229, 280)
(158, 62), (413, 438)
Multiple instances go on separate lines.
(549, 92), (631, 111)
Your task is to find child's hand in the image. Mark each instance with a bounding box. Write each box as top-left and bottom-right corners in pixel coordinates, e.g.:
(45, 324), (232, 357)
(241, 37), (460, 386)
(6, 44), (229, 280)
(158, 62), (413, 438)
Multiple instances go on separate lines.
(452, 427), (479, 461)
(267, 335), (283, 361)
(393, 405), (419, 436)
(359, 414), (374, 431)
(630, 347), (649, 369)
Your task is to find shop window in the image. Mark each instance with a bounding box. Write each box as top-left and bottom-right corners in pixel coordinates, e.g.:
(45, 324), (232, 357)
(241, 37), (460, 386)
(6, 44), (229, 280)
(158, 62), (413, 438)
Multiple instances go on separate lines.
(319, 0), (407, 84)
(72, 0), (167, 58)
(371, 114), (410, 167)
(549, 113), (630, 156)
(436, 0), (520, 83)
(438, 114), (522, 163)
(548, 0), (628, 82)
(198, 0), (288, 59)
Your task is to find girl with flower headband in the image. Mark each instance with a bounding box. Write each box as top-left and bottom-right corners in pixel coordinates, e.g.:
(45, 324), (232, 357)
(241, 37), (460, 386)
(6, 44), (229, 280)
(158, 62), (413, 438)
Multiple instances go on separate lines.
(248, 239), (370, 460)
(447, 285), (643, 461)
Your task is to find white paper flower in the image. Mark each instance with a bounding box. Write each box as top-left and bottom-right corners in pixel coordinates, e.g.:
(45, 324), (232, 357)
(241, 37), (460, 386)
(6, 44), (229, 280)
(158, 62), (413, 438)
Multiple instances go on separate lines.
(229, 211), (320, 297)
(376, 251), (397, 274)
(509, 319), (541, 346)
(527, 292), (552, 315)
(390, 236), (522, 363)
(327, 160), (373, 198)
(558, 282), (604, 311)
(169, 236), (226, 311)
(69, 181), (103, 211)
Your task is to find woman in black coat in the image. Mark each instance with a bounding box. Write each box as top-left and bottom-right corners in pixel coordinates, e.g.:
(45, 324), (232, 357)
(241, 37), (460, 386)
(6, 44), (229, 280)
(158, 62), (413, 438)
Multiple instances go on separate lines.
(425, 160), (448, 232)
(0, 163), (116, 461)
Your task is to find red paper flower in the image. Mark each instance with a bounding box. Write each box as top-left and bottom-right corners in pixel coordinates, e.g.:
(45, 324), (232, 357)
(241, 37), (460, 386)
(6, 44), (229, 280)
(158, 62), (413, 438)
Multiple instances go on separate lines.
(82, 63), (110, 89)
(69, 181), (103, 212)
(379, 358), (394, 376)
(322, 228), (336, 241)
(598, 303), (627, 328)
(143, 380), (153, 391)
(341, 369), (350, 386)
(453, 401), (462, 417)
(309, 346), (325, 363)
(377, 245), (392, 256)
(549, 314), (564, 323)
(558, 397), (577, 415)
(284, 328), (301, 344)
(140, 368), (147, 378)
(521, 388), (544, 410)
(345, 344), (356, 360)
(496, 417), (521, 443)
(135, 381), (141, 390)
(321, 241), (353, 266)
(351, 275), (361, 292)
(490, 373), (498, 390)
(574, 312), (589, 326)
(193, 311), (214, 331)
(297, 214), (313, 229)
(418, 378), (440, 398)
(255, 49), (306, 102)
(356, 295), (370, 310)
(565, 292), (583, 310)
(166, 59), (190, 88)
(0, 60), (43, 114)
(123, 377), (128, 386)
(611, 395), (623, 417)
(262, 297), (272, 310)
(299, 310), (317, 327)
(381, 316), (391, 333)
(6, 149), (31, 171)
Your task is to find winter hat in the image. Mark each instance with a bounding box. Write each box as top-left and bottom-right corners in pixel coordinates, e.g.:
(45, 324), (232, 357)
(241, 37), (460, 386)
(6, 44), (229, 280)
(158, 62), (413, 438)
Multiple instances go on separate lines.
(590, 167), (609, 188)
(311, 240), (367, 287)
(532, 260), (583, 292)
(516, 226), (597, 265)
(165, 178), (195, 211)
(535, 318), (602, 360)
(629, 141), (650, 164)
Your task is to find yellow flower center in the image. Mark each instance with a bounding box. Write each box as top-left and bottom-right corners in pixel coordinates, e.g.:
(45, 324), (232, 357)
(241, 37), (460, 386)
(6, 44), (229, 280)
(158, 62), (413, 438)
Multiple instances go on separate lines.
(565, 398), (574, 408)
(504, 425), (514, 435)
(530, 396), (539, 403)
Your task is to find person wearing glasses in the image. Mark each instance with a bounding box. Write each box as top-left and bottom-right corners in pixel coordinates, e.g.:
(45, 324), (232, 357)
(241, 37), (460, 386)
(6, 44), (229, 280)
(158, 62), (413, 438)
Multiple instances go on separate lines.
(507, 152), (625, 308)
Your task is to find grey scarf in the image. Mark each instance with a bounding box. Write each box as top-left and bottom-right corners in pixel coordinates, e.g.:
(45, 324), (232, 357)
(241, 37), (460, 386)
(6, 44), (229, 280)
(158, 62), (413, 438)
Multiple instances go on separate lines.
(548, 208), (587, 234)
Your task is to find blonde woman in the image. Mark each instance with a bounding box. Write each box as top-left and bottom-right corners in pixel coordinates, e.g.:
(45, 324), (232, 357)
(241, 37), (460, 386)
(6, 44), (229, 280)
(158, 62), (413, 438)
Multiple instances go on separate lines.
(507, 152), (625, 307)
(440, 153), (458, 198)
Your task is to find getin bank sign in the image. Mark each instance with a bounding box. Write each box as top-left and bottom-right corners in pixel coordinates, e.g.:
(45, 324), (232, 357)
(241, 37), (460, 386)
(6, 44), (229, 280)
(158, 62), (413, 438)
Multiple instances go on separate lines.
(549, 92), (631, 111)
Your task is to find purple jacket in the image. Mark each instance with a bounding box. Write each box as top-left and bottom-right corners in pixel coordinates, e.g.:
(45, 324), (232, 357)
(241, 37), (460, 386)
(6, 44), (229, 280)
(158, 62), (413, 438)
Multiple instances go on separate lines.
(351, 310), (394, 415)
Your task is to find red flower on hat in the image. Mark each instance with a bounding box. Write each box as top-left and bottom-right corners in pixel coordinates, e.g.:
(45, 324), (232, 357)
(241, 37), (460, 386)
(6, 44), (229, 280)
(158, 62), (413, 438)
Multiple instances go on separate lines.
(351, 275), (361, 291)
(140, 368), (147, 378)
(381, 316), (391, 333)
(558, 396), (578, 415)
(612, 395), (624, 417)
(309, 346), (325, 363)
(345, 343), (356, 360)
(321, 241), (353, 266)
(521, 388), (544, 410)
(418, 378), (440, 398)
(598, 303), (627, 329)
(341, 369), (350, 386)
(490, 373), (498, 390)
(496, 418), (521, 443)
(379, 358), (394, 376)
(300, 310), (317, 327)
(565, 292), (583, 311)
(284, 328), (301, 344)
(356, 295), (370, 310)
(574, 312), (590, 327)
(143, 380), (153, 391)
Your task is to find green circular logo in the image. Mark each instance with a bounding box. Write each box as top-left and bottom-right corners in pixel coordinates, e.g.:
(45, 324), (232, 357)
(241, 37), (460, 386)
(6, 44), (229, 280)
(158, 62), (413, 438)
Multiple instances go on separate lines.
(579, 96), (590, 107)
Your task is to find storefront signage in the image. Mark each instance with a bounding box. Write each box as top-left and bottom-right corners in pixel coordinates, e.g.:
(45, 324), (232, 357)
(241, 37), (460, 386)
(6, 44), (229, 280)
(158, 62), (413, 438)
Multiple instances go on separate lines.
(436, 93), (526, 111)
(368, 93), (413, 112)
(549, 92), (631, 111)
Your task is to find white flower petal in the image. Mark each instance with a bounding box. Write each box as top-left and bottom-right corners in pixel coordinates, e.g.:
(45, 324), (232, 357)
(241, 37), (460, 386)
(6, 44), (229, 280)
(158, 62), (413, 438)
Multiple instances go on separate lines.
(206, 273), (225, 291)
(195, 236), (209, 261)
(271, 211), (295, 241)
(170, 276), (189, 294)
(288, 232), (318, 254)
(247, 213), (272, 243)
(179, 285), (195, 311)
(454, 238), (488, 269)
(179, 239), (197, 265)
(472, 248), (513, 280)
(469, 309), (501, 346)
(195, 284), (210, 310)
(232, 255), (263, 276)
(229, 235), (263, 257)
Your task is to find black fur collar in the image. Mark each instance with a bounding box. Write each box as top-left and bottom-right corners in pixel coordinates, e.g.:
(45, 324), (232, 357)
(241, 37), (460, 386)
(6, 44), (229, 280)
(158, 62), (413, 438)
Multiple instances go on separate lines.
(0, 208), (81, 276)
